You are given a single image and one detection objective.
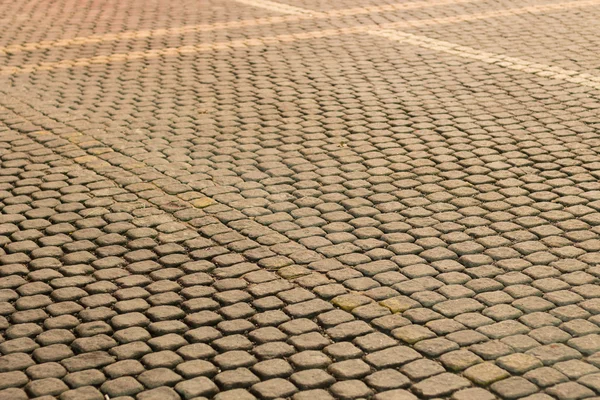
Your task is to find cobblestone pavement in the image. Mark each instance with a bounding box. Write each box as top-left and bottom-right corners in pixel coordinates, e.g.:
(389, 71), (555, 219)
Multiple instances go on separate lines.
(1, 0), (600, 399)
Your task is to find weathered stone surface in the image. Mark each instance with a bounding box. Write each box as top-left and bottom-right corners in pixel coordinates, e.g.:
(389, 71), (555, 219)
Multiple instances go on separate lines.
(0, 5), (599, 400)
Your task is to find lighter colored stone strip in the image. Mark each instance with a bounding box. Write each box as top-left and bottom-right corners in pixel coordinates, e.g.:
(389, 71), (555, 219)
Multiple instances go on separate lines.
(328, 0), (477, 16)
(2, 0), (600, 92)
(229, 0), (323, 14)
(235, 0), (476, 16)
(230, 0), (600, 90)
(3, 0), (588, 55)
(369, 29), (600, 89)
(381, 0), (600, 29)
(0, 26), (369, 76)
(0, 0), (475, 55)
(0, 0), (472, 54)
(0, 17), (309, 55)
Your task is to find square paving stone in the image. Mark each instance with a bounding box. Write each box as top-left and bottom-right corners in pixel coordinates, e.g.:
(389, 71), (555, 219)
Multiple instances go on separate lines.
(523, 367), (568, 388)
(214, 388), (257, 400)
(136, 387), (181, 400)
(251, 359), (293, 379)
(213, 351), (257, 370)
(392, 325), (436, 344)
(440, 350), (483, 371)
(328, 359), (371, 379)
(251, 378), (298, 399)
(365, 345), (421, 368)
(526, 343), (582, 365)
(174, 376), (219, 399)
(577, 372), (600, 393)
(59, 386), (104, 400)
(215, 368), (260, 390)
(372, 389), (417, 400)
(64, 369), (107, 387)
(463, 362), (510, 386)
(289, 351), (332, 370)
(291, 389), (334, 400)
(329, 380), (373, 399)
(451, 387), (497, 400)
(501, 334), (541, 353)
(100, 377), (144, 397)
(0, 388), (27, 400)
(412, 373), (471, 398)
(553, 359), (599, 379)
(0, 371), (27, 389)
(568, 334), (600, 355)
(289, 332), (331, 350)
(470, 340), (514, 360)
(290, 369), (335, 389)
(365, 369), (410, 391)
(546, 381), (595, 400)
(25, 378), (69, 397)
(326, 321), (374, 341)
(414, 337), (459, 357)
(137, 368), (183, 389)
(490, 377), (538, 399)
(401, 359), (445, 381)
(175, 360), (218, 379)
(496, 353), (543, 374)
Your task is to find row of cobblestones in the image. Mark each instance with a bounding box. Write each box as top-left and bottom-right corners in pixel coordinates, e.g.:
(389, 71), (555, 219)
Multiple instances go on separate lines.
(1, 0), (600, 398)
(0, 126), (415, 400)
(0, 103), (496, 399)
(5, 30), (600, 399)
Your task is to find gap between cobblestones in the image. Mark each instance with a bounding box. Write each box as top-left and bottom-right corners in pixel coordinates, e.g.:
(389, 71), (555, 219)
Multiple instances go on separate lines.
(0, 91), (496, 398)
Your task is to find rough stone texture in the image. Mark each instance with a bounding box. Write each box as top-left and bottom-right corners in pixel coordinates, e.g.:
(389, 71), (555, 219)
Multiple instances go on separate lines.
(0, 0), (599, 399)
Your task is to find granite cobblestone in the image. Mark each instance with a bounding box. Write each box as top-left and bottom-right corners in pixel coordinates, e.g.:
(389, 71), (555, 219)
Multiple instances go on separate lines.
(2, 0), (600, 397)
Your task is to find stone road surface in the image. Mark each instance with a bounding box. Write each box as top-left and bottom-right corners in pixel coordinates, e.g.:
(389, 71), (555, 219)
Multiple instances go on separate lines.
(1, 0), (600, 399)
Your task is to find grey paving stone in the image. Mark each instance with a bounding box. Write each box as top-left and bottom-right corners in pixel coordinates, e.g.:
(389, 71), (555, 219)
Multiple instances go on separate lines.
(174, 377), (219, 399)
(545, 381), (595, 400)
(100, 377), (144, 397)
(136, 387), (182, 400)
(329, 380), (373, 399)
(59, 386), (105, 400)
(365, 345), (421, 368)
(251, 378), (298, 399)
(401, 359), (446, 381)
(412, 373), (471, 398)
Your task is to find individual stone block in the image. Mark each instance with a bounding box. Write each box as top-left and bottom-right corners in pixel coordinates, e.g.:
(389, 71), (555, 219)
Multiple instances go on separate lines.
(412, 373), (470, 398)
(463, 362), (509, 386)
